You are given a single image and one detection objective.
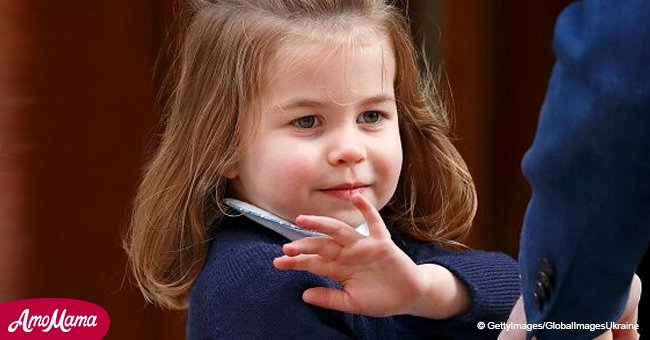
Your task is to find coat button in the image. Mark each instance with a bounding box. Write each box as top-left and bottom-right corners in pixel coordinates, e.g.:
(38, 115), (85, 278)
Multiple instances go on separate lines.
(533, 291), (541, 309)
(535, 281), (547, 299)
(533, 282), (547, 309)
(533, 258), (556, 311)
(540, 258), (555, 278)
(533, 287), (545, 309)
(538, 270), (553, 290)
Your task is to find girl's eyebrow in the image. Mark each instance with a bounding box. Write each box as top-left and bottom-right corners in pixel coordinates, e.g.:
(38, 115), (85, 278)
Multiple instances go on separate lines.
(359, 94), (396, 106)
(276, 94), (396, 113)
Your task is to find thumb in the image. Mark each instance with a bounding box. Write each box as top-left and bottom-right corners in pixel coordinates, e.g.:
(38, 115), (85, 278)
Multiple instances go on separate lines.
(302, 287), (353, 313)
(612, 274), (641, 340)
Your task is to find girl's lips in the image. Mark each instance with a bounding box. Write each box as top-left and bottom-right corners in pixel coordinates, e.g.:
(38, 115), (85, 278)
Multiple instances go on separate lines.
(320, 185), (368, 200)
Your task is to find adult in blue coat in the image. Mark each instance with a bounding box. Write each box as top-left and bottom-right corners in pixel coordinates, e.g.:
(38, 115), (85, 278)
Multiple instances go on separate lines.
(512, 0), (650, 338)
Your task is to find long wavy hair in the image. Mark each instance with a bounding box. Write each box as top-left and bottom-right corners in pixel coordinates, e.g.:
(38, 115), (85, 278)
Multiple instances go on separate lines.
(124, 0), (476, 310)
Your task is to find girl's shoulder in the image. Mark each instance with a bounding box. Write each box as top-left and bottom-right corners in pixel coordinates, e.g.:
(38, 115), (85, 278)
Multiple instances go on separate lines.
(188, 216), (355, 339)
(195, 216), (334, 293)
(392, 229), (518, 269)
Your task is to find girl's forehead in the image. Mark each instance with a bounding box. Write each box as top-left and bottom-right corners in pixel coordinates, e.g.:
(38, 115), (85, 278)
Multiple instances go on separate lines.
(271, 29), (393, 68)
(262, 33), (396, 107)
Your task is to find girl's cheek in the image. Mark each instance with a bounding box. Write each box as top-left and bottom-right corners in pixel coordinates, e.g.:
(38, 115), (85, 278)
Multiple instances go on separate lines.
(266, 147), (316, 182)
(283, 154), (316, 180)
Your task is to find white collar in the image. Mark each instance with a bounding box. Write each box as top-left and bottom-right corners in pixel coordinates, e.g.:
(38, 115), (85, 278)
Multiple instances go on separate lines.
(223, 198), (369, 241)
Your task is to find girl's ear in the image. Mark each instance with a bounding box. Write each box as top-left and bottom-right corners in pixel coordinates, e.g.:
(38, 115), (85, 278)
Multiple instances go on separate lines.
(223, 167), (238, 179)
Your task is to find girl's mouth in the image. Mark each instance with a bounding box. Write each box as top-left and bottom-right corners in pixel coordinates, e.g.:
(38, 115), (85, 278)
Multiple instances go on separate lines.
(320, 184), (368, 200)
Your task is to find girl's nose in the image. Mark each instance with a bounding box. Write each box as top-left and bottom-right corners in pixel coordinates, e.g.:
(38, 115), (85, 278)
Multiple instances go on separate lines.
(327, 128), (367, 166)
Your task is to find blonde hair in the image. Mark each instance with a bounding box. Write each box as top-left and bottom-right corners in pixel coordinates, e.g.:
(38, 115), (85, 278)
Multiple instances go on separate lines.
(124, 0), (476, 310)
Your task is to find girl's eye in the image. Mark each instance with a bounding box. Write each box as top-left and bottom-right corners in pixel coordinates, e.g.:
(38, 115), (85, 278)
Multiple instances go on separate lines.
(357, 111), (383, 124)
(292, 115), (320, 129)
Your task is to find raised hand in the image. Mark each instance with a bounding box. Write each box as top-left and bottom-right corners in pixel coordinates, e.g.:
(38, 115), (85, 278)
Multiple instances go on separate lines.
(273, 193), (470, 319)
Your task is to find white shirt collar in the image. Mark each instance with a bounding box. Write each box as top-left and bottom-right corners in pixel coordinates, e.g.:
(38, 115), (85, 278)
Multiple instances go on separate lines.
(223, 198), (369, 241)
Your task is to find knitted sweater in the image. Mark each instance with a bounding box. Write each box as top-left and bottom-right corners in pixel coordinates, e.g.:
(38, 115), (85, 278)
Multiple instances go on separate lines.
(188, 216), (520, 339)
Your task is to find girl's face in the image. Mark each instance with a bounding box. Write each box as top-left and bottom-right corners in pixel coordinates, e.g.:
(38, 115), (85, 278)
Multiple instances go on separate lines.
(228, 34), (403, 227)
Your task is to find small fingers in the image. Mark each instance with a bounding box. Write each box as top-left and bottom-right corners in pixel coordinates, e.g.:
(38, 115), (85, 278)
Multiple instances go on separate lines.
(296, 215), (361, 246)
(283, 236), (342, 260)
(273, 254), (334, 278)
(350, 194), (390, 240)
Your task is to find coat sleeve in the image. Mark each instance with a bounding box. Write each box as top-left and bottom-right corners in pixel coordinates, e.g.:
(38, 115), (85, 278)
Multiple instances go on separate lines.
(519, 0), (650, 338)
(396, 242), (521, 339)
(187, 242), (355, 340)
(430, 250), (521, 325)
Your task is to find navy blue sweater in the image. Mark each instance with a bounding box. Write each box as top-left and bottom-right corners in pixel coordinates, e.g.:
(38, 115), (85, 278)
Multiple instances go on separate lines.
(188, 217), (520, 339)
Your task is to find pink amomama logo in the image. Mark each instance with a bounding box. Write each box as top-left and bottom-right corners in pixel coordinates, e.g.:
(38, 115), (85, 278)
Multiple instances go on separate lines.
(0, 298), (110, 339)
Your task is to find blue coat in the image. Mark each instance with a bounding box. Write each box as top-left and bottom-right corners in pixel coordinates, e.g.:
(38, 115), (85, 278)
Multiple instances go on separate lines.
(519, 0), (650, 338)
(188, 216), (520, 339)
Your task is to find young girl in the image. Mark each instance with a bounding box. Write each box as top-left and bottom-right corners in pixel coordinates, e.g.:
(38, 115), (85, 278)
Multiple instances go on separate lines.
(125, 0), (520, 338)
